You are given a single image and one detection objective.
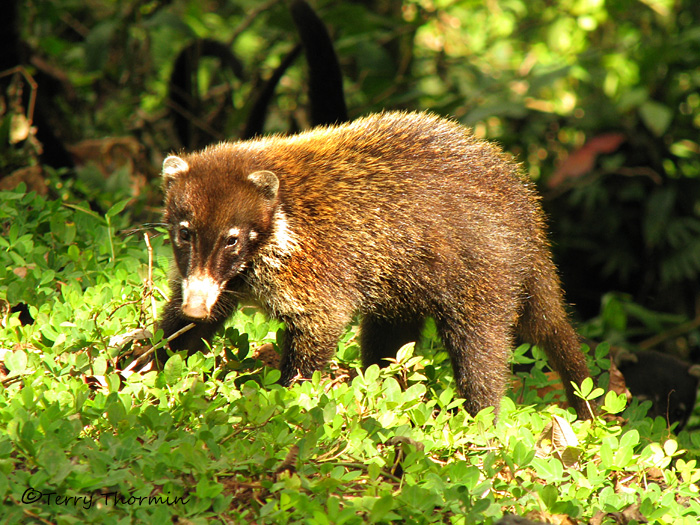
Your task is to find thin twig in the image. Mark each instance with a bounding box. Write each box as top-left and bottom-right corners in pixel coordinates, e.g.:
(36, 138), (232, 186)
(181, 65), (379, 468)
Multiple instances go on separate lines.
(228, 0), (282, 45)
(0, 66), (38, 125)
(143, 232), (158, 324)
(134, 322), (196, 364)
(638, 315), (700, 351)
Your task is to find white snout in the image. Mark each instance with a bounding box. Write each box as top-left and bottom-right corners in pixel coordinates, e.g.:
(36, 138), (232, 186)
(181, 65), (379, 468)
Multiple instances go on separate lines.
(181, 273), (221, 319)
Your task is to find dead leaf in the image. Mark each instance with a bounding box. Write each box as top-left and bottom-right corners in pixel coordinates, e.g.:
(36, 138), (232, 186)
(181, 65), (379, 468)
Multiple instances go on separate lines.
(0, 166), (48, 195)
(12, 267), (28, 279)
(108, 328), (153, 349)
(511, 370), (570, 409)
(274, 444), (300, 478)
(10, 113), (32, 143)
(551, 415), (579, 449)
(607, 356), (632, 400)
(589, 500), (648, 524)
(548, 133), (626, 188)
(251, 342), (280, 368)
(536, 415), (581, 467)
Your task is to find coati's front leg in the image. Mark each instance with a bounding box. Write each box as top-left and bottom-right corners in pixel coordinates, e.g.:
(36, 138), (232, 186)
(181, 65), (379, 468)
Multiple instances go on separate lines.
(277, 315), (351, 385)
(156, 277), (236, 368)
(278, 314), (425, 385)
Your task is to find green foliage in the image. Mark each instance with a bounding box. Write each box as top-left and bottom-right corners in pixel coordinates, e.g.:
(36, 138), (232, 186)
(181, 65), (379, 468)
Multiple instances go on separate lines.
(4, 1), (700, 522)
(581, 292), (688, 345)
(1, 187), (699, 523)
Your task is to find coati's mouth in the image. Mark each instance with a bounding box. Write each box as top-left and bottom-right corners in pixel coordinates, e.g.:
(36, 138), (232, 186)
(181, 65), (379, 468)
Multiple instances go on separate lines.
(181, 272), (221, 319)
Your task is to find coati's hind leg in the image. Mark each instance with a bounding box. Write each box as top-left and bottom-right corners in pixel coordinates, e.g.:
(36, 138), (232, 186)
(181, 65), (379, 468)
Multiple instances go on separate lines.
(517, 260), (592, 419)
(359, 316), (424, 368)
(436, 307), (513, 417)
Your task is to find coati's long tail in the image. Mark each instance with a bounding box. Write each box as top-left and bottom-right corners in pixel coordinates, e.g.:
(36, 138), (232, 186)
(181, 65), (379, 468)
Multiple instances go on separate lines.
(517, 257), (593, 419)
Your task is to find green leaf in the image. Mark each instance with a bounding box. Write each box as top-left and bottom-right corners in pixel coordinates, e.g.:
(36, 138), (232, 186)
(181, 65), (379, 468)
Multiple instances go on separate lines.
(369, 494), (395, 523)
(363, 364), (380, 384)
(5, 349), (28, 375)
(164, 354), (184, 385)
(106, 399), (126, 425)
(600, 436), (616, 469)
(601, 390), (627, 414)
(512, 440), (535, 467)
(539, 484), (558, 511)
(573, 377), (604, 401)
(532, 457), (564, 482)
(619, 430), (639, 450)
(396, 342), (415, 363)
(92, 356), (108, 376)
(640, 100), (673, 137)
(195, 477), (224, 499)
(105, 199), (130, 219)
(663, 439), (679, 457)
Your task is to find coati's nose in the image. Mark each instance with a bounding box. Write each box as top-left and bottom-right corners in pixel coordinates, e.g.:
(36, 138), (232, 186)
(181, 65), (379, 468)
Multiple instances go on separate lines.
(181, 299), (209, 319)
(181, 272), (221, 319)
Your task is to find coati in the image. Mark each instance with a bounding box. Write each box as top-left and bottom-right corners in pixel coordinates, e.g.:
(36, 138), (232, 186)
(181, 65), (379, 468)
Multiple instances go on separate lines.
(157, 111), (592, 419)
(615, 349), (700, 430)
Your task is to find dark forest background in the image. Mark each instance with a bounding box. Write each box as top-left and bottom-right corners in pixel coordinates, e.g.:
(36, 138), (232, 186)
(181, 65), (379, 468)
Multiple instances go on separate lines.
(5, 0), (700, 359)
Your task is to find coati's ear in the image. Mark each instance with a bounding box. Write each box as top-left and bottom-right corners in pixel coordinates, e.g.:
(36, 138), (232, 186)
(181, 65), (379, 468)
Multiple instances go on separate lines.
(162, 156), (189, 187)
(248, 170), (279, 201)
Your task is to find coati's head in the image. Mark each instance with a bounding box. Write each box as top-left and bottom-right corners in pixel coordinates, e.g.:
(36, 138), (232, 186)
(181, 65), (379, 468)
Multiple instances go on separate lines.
(161, 153), (280, 320)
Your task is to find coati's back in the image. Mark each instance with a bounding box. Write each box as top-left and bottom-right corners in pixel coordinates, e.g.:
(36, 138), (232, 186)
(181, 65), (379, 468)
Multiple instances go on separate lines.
(160, 111), (592, 420)
(173, 113), (544, 276)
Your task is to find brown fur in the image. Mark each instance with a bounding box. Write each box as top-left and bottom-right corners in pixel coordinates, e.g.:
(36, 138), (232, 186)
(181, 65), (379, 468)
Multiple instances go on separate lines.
(158, 111), (592, 419)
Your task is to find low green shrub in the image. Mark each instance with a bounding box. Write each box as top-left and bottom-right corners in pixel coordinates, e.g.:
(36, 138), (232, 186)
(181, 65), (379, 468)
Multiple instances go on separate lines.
(1, 186), (698, 524)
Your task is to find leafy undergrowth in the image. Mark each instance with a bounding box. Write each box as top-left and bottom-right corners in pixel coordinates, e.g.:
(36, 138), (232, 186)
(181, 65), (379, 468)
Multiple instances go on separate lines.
(1, 186), (700, 524)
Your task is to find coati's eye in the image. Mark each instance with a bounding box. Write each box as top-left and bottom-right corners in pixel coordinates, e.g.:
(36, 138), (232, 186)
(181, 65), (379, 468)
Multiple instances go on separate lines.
(225, 227), (241, 248)
(178, 227), (191, 243)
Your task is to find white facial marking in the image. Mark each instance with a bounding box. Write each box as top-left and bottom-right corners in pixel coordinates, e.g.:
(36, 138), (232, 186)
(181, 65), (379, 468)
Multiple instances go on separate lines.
(253, 208), (299, 273)
(271, 209), (295, 254)
(228, 227), (240, 237)
(249, 230), (258, 241)
(181, 271), (221, 319)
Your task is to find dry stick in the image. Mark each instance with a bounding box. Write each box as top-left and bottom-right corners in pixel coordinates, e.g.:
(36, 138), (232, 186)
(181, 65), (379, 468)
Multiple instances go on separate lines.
(638, 315), (700, 351)
(143, 232), (158, 323)
(1, 375), (21, 388)
(125, 231), (195, 368)
(0, 66), (38, 124)
(164, 98), (225, 143)
(128, 322), (196, 367)
(228, 0), (282, 45)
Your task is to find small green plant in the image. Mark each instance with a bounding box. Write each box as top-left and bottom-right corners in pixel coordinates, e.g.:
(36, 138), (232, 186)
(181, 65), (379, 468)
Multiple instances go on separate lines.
(1, 186), (699, 523)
